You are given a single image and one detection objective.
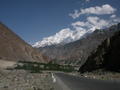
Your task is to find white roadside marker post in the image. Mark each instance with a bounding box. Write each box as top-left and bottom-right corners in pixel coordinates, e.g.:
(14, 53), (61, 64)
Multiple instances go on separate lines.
(52, 73), (56, 83)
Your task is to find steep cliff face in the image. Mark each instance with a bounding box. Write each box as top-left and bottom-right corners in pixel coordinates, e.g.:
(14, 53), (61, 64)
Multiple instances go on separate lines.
(79, 24), (120, 72)
(0, 23), (49, 62)
(104, 30), (120, 71)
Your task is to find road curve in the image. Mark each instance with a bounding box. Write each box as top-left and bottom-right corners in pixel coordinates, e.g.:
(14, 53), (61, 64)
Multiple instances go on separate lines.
(54, 73), (120, 90)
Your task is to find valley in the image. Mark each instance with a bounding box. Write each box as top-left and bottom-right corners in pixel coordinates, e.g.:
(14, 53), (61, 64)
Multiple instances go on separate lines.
(0, 0), (120, 90)
(0, 23), (120, 90)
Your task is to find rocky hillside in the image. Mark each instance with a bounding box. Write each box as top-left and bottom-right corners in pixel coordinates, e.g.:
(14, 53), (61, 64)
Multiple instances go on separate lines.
(39, 23), (120, 66)
(0, 23), (49, 63)
(79, 23), (120, 72)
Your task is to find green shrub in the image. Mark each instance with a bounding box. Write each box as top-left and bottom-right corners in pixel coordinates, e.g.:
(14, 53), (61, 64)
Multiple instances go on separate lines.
(15, 61), (75, 73)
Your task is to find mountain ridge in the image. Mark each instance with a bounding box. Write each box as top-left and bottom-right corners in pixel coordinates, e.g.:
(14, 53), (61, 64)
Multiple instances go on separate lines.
(79, 24), (120, 72)
(38, 23), (120, 67)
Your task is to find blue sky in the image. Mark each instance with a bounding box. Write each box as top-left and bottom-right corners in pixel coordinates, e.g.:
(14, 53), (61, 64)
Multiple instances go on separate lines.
(0, 0), (120, 44)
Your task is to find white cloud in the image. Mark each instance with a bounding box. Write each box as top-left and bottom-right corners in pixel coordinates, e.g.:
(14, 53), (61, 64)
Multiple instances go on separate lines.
(71, 16), (110, 32)
(87, 16), (109, 29)
(69, 4), (116, 19)
(87, 16), (99, 25)
(110, 14), (116, 18)
(113, 18), (120, 23)
(69, 10), (80, 19)
(85, 0), (90, 2)
(71, 21), (86, 27)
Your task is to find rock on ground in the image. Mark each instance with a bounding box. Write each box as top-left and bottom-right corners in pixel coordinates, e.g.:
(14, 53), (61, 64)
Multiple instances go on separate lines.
(0, 69), (54, 90)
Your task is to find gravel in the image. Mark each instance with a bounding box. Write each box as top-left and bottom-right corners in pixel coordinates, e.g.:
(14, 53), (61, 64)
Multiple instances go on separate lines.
(0, 69), (54, 90)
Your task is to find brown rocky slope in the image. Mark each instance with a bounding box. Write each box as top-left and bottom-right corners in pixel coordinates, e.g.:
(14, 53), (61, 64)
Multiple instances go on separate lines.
(0, 22), (49, 63)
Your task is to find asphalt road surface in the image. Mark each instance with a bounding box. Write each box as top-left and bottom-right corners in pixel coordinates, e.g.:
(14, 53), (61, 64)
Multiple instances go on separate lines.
(54, 73), (120, 90)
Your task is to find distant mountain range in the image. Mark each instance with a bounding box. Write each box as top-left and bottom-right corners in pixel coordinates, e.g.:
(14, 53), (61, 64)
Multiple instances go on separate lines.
(37, 23), (120, 69)
(0, 23), (49, 63)
(1, 22), (120, 72)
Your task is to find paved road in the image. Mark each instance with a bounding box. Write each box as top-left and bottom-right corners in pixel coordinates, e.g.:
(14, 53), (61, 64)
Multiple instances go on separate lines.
(54, 73), (120, 90)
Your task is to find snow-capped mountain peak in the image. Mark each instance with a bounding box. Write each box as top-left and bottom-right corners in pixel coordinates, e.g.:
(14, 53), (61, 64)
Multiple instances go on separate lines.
(33, 16), (119, 48)
(33, 28), (92, 48)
